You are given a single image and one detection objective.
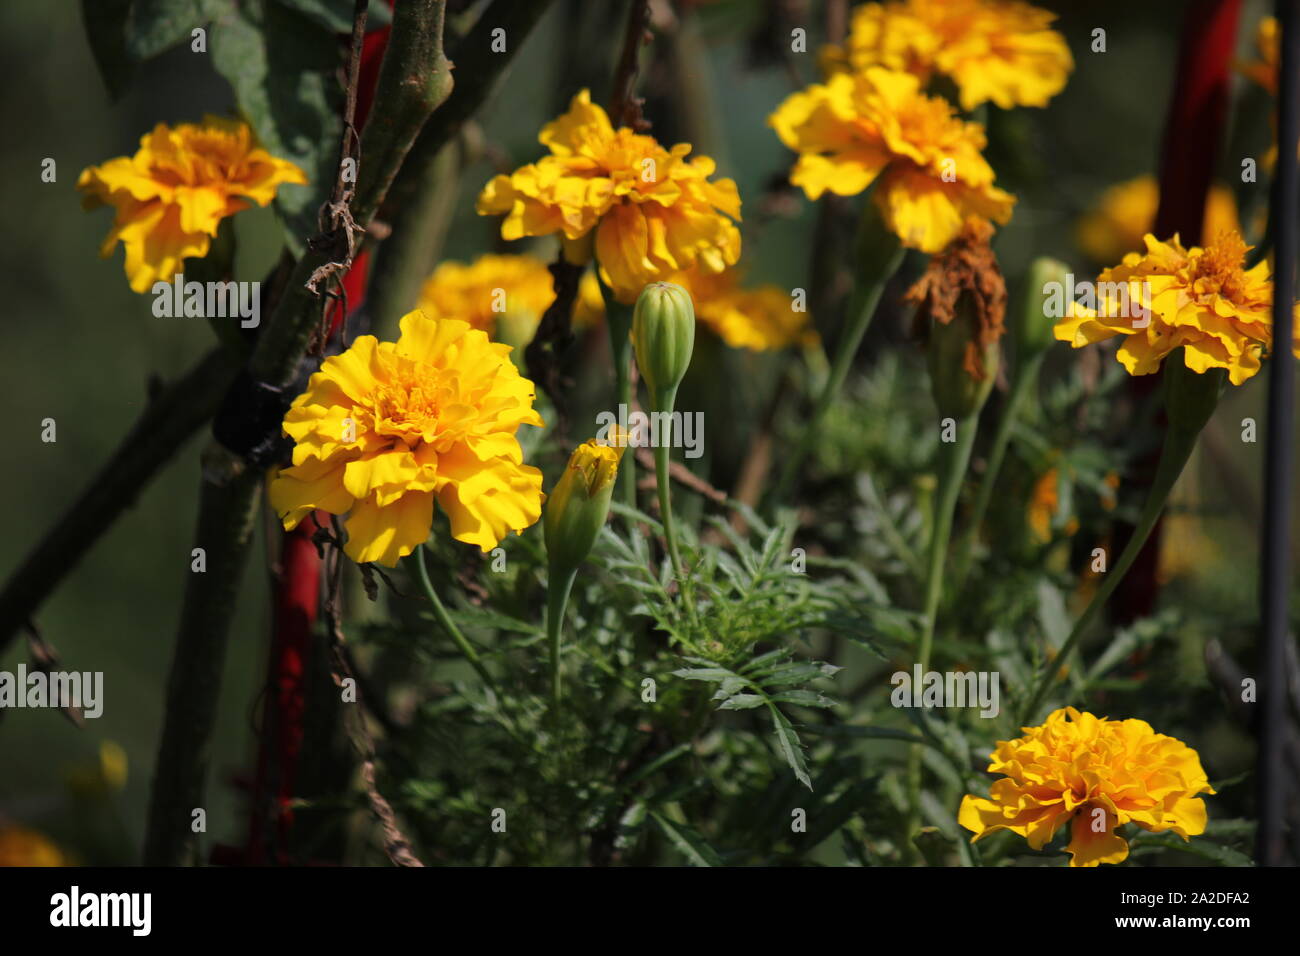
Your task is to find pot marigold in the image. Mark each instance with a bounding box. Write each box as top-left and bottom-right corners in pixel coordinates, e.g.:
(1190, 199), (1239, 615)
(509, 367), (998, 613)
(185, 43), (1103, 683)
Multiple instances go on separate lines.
(78, 116), (307, 293)
(268, 311), (545, 567)
(476, 90), (742, 303)
(769, 67), (1015, 253)
(959, 707), (1215, 867)
(821, 0), (1073, 111)
(1055, 230), (1300, 385)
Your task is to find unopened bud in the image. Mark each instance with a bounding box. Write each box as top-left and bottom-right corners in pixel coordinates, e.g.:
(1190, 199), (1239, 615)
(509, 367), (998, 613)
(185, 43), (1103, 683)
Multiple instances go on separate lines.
(631, 282), (696, 403)
(544, 438), (626, 577)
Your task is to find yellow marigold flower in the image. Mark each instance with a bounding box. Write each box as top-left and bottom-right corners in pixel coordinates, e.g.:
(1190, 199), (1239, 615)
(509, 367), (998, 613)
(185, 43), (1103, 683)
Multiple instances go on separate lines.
(77, 116), (307, 293)
(958, 707), (1215, 867)
(769, 67), (1015, 253)
(268, 311), (545, 567)
(0, 826), (68, 867)
(1076, 176), (1240, 265)
(1055, 230), (1300, 385)
(417, 254), (554, 336)
(417, 253), (602, 345)
(822, 0), (1073, 111)
(476, 90), (742, 303)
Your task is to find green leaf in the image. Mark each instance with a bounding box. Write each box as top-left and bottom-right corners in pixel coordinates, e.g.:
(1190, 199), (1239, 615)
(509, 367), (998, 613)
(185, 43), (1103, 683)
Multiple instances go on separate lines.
(716, 694), (765, 711)
(672, 666), (736, 682)
(768, 704), (812, 790)
(125, 0), (230, 60)
(210, 0), (342, 247)
(1128, 832), (1255, 867)
(82, 0), (136, 100)
(274, 0), (392, 33)
(769, 690), (834, 709)
(650, 813), (722, 866)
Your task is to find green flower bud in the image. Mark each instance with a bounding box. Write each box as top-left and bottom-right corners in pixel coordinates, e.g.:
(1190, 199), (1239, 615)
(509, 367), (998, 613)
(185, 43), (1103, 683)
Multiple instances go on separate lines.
(1018, 257), (1072, 356)
(631, 282), (696, 403)
(544, 439), (625, 577)
(928, 300), (1000, 420)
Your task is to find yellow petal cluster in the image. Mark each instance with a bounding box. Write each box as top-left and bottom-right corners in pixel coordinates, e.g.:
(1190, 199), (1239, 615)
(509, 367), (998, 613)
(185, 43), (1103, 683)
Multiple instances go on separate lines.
(1055, 230), (1300, 385)
(269, 311), (545, 567)
(821, 0), (1073, 111)
(1076, 176), (1240, 266)
(476, 90), (742, 303)
(417, 254), (555, 337)
(77, 116), (307, 293)
(958, 707), (1215, 867)
(770, 67), (1015, 253)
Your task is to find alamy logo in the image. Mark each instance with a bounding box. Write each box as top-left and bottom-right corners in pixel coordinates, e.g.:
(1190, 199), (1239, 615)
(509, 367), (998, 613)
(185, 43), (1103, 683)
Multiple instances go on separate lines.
(890, 666), (999, 717)
(595, 404), (704, 459)
(1042, 274), (1151, 328)
(151, 273), (260, 328)
(50, 886), (151, 936)
(0, 665), (102, 718)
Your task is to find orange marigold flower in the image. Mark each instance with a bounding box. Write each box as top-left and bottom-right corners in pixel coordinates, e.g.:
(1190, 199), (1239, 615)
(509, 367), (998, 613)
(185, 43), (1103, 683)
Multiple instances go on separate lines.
(770, 67), (1015, 253)
(822, 0), (1073, 111)
(1055, 230), (1300, 386)
(959, 707), (1215, 867)
(476, 90), (742, 303)
(78, 116), (307, 293)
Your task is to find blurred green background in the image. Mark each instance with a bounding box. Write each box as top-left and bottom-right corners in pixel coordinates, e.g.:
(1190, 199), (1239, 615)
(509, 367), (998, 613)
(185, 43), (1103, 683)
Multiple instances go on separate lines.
(0, 0), (1288, 863)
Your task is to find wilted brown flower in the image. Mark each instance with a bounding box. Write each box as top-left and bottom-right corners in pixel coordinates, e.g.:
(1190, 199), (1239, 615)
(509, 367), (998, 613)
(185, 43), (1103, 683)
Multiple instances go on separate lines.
(906, 218), (1007, 381)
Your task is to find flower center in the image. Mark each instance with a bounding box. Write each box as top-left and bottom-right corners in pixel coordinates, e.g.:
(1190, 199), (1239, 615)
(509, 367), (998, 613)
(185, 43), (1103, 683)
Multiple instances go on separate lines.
(373, 379), (441, 433)
(1191, 231), (1250, 300)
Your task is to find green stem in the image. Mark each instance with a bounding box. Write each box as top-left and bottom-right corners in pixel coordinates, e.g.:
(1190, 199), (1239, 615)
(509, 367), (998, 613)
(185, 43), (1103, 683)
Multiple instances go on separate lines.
(1017, 424), (1203, 725)
(904, 414), (978, 860)
(410, 546), (496, 693)
(547, 567), (578, 712)
(953, 350), (1046, 588)
(599, 274), (637, 512)
(769, 232), (903, 507)
(653, 386), (698, 628)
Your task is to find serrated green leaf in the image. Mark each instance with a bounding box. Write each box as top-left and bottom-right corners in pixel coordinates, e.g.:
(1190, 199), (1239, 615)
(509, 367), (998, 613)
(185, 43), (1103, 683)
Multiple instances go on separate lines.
(717, 694), (765, 711)
(768, 704), (812, 790)
(768, 690), (834, 709)
(650, 813), (722, 866)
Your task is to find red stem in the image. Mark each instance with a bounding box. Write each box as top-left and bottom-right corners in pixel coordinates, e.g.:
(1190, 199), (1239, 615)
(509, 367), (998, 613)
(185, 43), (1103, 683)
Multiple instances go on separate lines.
(1111, 0), (1242, 628)
(240, 15), (390, 865)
